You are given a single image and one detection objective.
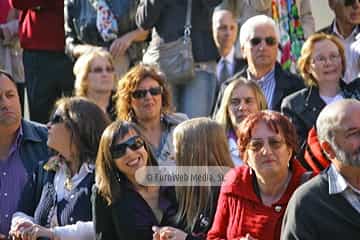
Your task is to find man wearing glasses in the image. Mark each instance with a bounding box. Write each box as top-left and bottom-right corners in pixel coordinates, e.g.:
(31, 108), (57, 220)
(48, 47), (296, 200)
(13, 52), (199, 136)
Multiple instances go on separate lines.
(0, 70), (48, 239)
(320, 0), (360, 83)
(213, 15), (304, 114)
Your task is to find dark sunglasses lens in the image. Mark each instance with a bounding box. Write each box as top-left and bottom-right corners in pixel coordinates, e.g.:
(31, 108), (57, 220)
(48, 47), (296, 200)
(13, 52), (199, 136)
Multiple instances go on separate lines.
(345, 0), (355, 6)
(250, 37), (261, 46)
(50, 114), (63, 124)
(132, 90), (146, 99)
(111, 136), (144, 159)
(265, 37), (276, 46)
(149, 87), (162, 96)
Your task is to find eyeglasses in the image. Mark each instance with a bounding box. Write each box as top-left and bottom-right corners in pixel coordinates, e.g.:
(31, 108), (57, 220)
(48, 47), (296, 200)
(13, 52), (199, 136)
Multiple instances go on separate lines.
(110, 136), (145, 159)
(247, 137), (285, 152)
(249, 37), (277, 47)
(230, 97), (256, 108)
(311, 53), (341, 65)
(90, 66), (114, 74)
(344, 0), (359, 6)
(131, 87), (162, 99)
(49, 113), (64, 125)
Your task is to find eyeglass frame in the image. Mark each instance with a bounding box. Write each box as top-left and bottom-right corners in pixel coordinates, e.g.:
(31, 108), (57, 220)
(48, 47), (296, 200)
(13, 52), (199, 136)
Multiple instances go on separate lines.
(310, 53), (342, 66)
(246, 137), (286, 152)
(89, 66), (115, 74)
(249, 36), (278, 47)
(110, 135), (145, 159)
(131, 86), (163, 99)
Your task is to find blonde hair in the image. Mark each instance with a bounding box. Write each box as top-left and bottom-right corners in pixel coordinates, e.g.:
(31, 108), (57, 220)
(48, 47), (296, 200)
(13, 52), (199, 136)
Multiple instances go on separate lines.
(115, 63), (173, 120)
(73, 48), (116, 97)
(173, 118), (234, 232)
(297, 33), (346, 87)
(215, 77), (267, 131)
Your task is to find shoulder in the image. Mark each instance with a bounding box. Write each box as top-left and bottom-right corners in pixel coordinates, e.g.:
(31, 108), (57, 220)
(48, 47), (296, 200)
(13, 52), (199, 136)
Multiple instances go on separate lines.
(281, 88), (310, 108)
(317, 24), (333, 34)
(21, 119), (48, 142)
(221, 166), (250, 194)
(164, 112), (189, 125)
(275, 64), (304, 86)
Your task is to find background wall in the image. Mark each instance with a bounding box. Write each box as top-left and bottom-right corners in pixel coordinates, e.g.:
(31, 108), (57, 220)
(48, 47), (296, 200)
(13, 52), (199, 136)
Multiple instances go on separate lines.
(311, 0), (334, 31)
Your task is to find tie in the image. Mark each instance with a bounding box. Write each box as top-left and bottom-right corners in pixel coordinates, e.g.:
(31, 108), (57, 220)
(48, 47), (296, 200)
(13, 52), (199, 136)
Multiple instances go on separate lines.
(219, 59), (230, 84)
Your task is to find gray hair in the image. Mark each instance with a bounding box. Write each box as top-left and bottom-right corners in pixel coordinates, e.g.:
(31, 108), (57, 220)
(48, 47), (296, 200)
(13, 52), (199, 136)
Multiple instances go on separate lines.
(239, 15), (280, 48)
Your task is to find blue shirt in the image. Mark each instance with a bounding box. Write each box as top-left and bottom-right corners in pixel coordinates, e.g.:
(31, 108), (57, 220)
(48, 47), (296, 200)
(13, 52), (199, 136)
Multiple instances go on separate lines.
(0, 126), (28, 236)
(247, 68), (276, 109)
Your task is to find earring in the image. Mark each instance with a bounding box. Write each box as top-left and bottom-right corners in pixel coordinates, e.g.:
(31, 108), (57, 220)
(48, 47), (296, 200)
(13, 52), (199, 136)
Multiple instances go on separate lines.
(115, 171), (121, 183)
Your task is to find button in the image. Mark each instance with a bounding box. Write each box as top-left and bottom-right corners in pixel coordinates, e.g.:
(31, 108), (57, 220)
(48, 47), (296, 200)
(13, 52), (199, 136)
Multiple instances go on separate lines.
(70, 194), (74, 199)
(70, 217), (74, 222)
(274, 206), (282, 212)
(4, 214), (9, 218)
(4, 193), (7, 197)
(2, 172), (6, 176)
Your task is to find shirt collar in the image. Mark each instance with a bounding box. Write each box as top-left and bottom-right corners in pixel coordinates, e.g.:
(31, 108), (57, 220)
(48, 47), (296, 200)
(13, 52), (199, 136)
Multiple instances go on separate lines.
(328, 164), (360, 195)
(332, 22), (360, 40)
(222, 47), (235, 65)
(247, 66), (275, 84)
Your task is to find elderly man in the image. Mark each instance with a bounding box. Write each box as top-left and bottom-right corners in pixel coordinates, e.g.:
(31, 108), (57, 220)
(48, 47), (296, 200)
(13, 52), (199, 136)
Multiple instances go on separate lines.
(212, 8), (244, 87)
(281, 99), (360, 239)
(0, 70), (48, 238)
(213, 14), (304, 114)
(320, 0), (360, 83)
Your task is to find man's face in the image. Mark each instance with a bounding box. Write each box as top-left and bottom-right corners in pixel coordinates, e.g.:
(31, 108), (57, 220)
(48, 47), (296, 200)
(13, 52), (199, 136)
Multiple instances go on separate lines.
(332, 106), (360, 167)
(0, 75), (21, 127)
(212, 10), (238, 56)
(333, 0), (360, 26)
(242, 24), (278, 70)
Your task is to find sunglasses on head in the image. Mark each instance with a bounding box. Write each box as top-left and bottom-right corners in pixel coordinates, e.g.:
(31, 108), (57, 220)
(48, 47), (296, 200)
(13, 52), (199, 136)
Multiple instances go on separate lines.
(249, 36), (277, 47)
(131, 87), (162, 99)
(49, 113), (64, 125)
(110, 135), (145, 159)
(344, 0), (359, 6)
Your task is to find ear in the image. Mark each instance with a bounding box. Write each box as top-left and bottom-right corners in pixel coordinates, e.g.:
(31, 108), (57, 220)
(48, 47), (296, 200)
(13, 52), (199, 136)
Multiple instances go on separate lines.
(320, 141), (336, 159)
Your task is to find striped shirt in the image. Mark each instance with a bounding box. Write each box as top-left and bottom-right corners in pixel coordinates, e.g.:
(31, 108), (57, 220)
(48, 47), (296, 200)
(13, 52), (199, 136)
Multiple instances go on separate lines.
(328, 164), (360, 214)
(247, 67), (276, 109)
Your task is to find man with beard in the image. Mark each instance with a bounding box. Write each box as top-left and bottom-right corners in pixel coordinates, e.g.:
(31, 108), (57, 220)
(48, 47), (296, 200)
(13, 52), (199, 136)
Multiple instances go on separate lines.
(281, 99), (360, 240)
(0, 70), (48, 239)
(213, 14), (304, 115)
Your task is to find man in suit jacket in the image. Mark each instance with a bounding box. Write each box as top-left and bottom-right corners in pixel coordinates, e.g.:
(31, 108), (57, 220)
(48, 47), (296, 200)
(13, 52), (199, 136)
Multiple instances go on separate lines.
(213, 15), (304, 115)
(212, 9), (245, 88)
(319, 0), (360, 83)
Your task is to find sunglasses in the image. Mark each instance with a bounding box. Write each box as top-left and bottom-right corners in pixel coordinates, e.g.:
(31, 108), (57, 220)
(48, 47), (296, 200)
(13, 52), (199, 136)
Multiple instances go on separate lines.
(249, 37), (277, 47)
(90, 66), (114, 74)
(49, 113), (64, 125)
(344, 0), (359, 6)
(247, 138), (285, 152)
(131, 87), (162, 99)
(110, 136), (145, 159)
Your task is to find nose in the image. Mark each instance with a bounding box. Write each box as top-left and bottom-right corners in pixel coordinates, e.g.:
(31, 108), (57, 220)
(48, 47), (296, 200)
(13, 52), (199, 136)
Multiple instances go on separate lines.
(237, 101), (247, 110)
(259, 141), (273, 155)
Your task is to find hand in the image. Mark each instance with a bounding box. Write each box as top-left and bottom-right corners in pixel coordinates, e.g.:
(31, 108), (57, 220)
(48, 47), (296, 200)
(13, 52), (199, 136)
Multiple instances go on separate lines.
(109, 32), (134, 58)
(240, 233), (258, 240)
(153, 226), (188, 240)
(9, 221), (33, 240)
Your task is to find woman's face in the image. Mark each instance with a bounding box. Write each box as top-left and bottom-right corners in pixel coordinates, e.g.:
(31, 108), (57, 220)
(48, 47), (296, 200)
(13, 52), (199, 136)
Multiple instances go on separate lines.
(130, 77), (162, 122)
(228, 85), (260, 129)
(244, 120), (292, 178)
(308, 39), (342, 87)
(113, 129), (148, 180)
(47, 110), (75, 160)
(87, 56), (115, 94)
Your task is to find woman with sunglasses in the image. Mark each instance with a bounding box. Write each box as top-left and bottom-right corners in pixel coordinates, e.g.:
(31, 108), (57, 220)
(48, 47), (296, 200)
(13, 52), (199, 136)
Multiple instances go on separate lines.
(10, 97), (110, 240)
(73, 48), (117, 121)
(215, 77), (267, 166)
(281, 33), (360, 168)
(93, 120), (177, 239)
(116, 63), (187, 166)
(207, 111), (311, 240)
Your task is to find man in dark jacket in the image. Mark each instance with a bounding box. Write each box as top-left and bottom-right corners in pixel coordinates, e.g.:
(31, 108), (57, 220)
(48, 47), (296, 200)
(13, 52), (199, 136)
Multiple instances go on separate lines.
(281, 99), (360, 239)
(213, 15), (304, 115)
(0, 70), (48, 239)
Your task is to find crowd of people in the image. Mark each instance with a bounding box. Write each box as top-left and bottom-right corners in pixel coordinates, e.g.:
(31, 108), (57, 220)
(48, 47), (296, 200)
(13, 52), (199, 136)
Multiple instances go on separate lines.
(1, 0), (360, 239)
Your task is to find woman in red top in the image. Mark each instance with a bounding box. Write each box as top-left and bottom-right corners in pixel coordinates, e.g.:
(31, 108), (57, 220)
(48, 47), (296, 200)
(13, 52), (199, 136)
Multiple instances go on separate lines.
(207, 111), (309, 240)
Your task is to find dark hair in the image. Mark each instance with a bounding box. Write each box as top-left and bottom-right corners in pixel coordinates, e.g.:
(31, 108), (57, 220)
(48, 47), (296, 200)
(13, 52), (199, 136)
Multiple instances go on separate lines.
(237, 111), (299, 156)
(51, 97), (110, 166)
(95, 120), (158, 205)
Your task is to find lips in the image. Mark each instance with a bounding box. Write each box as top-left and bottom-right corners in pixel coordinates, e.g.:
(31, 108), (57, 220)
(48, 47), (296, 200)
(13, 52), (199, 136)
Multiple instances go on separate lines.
(127, 156), (142, 167)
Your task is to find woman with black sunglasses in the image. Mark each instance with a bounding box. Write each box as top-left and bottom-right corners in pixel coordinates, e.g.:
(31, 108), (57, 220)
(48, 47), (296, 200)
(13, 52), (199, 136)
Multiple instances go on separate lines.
(10, 97), (110, 240)
(93, 120), (177, 240)
(116, 63), (188, 166)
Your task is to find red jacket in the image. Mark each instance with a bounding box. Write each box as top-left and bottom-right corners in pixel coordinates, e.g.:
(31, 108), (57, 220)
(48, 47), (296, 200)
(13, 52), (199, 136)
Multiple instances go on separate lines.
(10, 0), (65, 51)
(207, 160), (307, 240)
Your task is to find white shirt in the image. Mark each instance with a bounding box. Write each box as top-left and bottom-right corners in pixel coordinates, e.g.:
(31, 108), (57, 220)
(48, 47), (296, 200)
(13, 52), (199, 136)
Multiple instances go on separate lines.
(320, 93), (344, 105)
(332, 23), (360, 83)
(217, 47), (235, 80)
(328, 164), (360, 214)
